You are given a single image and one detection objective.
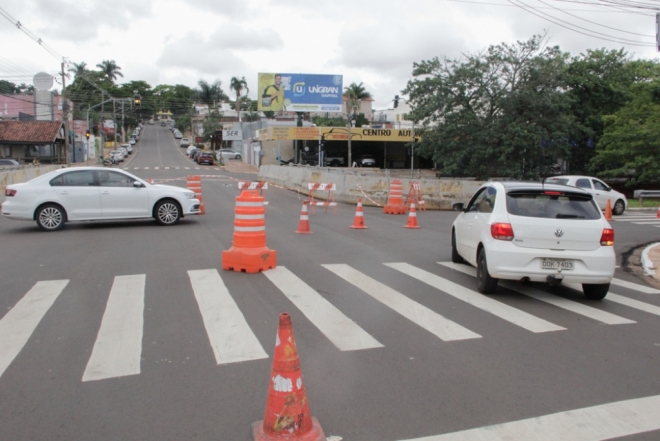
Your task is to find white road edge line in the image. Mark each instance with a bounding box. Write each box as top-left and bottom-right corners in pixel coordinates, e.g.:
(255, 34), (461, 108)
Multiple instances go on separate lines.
(0, 280), (69, 378)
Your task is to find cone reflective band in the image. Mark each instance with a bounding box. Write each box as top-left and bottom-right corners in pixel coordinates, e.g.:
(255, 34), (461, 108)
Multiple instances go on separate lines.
(384, 179), (407, 214)
(296, 202), (312, 234)
(222, 190), (276, 273)
(350, 198), (368, 229)
(252, 313), (325, 441)
(404, 202), (421, 229)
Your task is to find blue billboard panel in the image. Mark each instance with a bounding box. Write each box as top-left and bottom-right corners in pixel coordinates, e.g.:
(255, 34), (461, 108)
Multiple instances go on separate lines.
(258, 73), (343, 113)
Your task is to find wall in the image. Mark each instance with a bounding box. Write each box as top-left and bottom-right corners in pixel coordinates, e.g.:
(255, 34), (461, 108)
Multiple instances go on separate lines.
(258, 165), (483, 209)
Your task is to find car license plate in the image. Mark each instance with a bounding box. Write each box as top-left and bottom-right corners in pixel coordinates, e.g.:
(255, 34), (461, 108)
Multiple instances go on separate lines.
(542, 259), (574, 270)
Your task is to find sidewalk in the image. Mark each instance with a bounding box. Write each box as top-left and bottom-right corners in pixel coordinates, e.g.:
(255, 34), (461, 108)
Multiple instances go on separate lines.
(223, 161), (258, 174)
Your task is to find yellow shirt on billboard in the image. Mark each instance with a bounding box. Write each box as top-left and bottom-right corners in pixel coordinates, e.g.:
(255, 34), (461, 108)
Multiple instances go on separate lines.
(261, 74), (284, 112)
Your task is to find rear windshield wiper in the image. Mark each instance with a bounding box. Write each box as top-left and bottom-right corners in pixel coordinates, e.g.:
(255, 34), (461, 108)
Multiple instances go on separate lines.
(556, 214), (584, 218)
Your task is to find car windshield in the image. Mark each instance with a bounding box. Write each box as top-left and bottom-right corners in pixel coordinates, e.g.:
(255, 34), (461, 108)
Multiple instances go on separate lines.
(506, 190), (601, 220)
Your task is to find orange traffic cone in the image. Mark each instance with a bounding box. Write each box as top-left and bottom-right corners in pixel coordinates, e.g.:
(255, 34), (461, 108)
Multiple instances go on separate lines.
(656, 205), (660, 219)
(197, 194), (205, 215)
(222, 190), (276, 273)
(384, 179), (407, 214)
(147, 178), (154, 184)
(350, 197), (368, 229)
(252, 313), (325, 441)
(296, 202), (312, 234)
(605, 199), (612, 221)
(404, 202), (421, 229)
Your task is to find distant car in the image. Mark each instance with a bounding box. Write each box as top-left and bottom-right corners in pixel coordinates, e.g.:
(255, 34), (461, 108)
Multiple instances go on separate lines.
(451, 181), (615, 299)
(192, 149), (203, 161)
(196, 151), (215, 166)
(0, 159), (21, 166)
(219, 148), (241, 160)
(180, 138), (191, 148)
(360, 155), (376, 167)
(187, 146), (197, 157)
(109, 150), (125, 162)
(120, 143), (133, 154)
(2, 167), (201, 231)
(173, 131), (183, 139)
(160, 121), (166, 126)
(545, 175), (628, 215)
(128, 138), (136, 146)
(118, 146), (130, 158)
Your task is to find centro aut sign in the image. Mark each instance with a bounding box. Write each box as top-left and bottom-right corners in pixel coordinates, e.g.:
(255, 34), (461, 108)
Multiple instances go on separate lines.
(258, 73), (343, 113)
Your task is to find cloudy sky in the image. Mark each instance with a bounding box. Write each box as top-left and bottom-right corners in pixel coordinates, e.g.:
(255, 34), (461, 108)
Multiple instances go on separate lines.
(0, 0), (657, 110)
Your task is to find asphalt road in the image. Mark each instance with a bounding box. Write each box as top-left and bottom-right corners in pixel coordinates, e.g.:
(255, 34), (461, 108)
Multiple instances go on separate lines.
(1, 124), (659, 441)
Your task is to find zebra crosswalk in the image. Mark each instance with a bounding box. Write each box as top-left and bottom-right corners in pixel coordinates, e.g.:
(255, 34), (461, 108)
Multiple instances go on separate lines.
(0, 263), (658, 383)
(610, 211), (660, 227)
(123, 166), (223, 171)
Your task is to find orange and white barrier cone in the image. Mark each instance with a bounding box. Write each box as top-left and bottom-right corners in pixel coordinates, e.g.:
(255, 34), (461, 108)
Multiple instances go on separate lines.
(187, 175), (203, 215)
(147, 178), (154, 184)
(197, 194), (205, 215)
(350, 198), (368, 229)
(656, 205), (660, 219)
(384, 179), (407, 214)
(222, 190), (276, 273)
(605, 199), (612, 221)
(252, 313), (325, 441)
(404, 203), (420, 229)
(296, 202), (312, 234)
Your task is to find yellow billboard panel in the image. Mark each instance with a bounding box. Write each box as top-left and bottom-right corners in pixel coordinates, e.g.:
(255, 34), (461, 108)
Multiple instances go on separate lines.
(259, 126), (420, 142)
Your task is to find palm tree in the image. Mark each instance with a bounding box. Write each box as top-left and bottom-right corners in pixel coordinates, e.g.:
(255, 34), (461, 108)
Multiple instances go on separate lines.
(67, 62), (87, 78)
(343, 82), (371, 118)
(230, 76), (249, 121)
(196, 79), (228, 107)
(96, 60), (123, 82)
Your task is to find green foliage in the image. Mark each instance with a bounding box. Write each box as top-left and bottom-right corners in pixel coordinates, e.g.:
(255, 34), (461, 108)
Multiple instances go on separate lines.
(312, 115), (349, 127)
(202, 109), (223, 143)
(0, 80), (34, 94)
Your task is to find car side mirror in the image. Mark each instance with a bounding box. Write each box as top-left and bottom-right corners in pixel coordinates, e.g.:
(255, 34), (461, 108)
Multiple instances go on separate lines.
(134, 181), (145, 188)
(453, 203), (465, 211)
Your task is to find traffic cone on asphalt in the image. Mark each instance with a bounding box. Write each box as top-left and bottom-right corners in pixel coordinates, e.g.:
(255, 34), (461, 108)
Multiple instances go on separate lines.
(404, 203), (421, 229)
(295, 202), (312, 234)
(384, 179), (407, 214)
(656, 205), (660, 219)
(222, 190), (276, 273)
(605, 199), (612, 221)
(147, 178), (154, 184)
(252, 313), (325, 441)
(350, 198), (368, 229)
(197, 194), (205, 215)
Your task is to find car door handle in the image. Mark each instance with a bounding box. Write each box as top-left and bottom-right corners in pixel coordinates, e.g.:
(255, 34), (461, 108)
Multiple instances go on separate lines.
(101, 191), (111, 195)
(59, 191), (69, 195)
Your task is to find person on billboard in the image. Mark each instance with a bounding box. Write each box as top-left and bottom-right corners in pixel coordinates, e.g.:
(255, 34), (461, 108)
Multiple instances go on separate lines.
(262, 74), (284, 112)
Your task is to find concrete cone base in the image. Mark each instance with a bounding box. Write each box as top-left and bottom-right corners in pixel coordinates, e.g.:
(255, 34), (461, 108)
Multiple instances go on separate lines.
(222, 246), (277, 273)
(384, 204), (407, 214)
(252, 417), (325, 441)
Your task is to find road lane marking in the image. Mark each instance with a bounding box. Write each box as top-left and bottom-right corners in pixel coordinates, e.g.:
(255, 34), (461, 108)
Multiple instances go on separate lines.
(0, 280), (69, 378)
(264, 267), (383, 351)
(439, 263), (635, 325)
(83, 275), (145, 381)
(386, 263), (565, 333)
(564, 283), (660, 317)
(188, 269), (268, 364)
(144, 167), (149, 170)
(323, 264), (481, 341)
(610, 278), (660, 294)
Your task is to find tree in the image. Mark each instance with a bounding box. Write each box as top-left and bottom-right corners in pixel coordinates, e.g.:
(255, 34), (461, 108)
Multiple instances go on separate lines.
(196, 79), (228, 107)
(96, 60), (124, 82)
(343, 82), (371, 118)
(68, 62), (87, 79)
(202, 109), (223, 142)
(404, 35), (573, 179)
(230, 76), (249, 119)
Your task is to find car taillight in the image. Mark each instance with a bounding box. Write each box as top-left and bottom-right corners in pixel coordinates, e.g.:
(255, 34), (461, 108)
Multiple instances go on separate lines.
(5, 189), (16, 197)
(491, 223), (514, 241)
(600, 228), (614, 246)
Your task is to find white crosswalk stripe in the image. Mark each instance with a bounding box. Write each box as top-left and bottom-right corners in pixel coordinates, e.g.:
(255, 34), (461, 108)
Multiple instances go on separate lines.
(0, 280), (69, 378)
(386, 263), (565, 333)
(610, 278), (660, 294)
(188, 269), (268, 364)
(563, 283), (660, 317)
(439, 263), (635, 325)
(323, 264), (481, 341)
(83, 275), (145, 382)
(264, 266), (383, 351)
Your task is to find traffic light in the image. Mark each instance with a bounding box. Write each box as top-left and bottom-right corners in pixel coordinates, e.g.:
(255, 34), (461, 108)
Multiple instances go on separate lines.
(134, 94), (141, 107)
(85, 130), (90, 140)
(394, 95), (399, 108)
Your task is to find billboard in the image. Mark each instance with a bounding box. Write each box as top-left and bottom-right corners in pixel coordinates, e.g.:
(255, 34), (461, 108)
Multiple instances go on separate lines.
(257, 73), (343, 113)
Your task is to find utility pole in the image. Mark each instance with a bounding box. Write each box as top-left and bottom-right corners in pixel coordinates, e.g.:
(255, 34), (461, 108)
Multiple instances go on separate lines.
(60, 62), (70, 165)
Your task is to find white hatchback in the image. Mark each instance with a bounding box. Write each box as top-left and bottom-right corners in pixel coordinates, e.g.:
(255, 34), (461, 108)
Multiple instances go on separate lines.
(2, 167), (201, 231)
(451, 182), (615, 299)
(545, 175), (628, 215)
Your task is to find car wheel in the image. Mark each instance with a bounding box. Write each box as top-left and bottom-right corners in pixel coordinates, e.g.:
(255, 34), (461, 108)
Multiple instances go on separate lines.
(582, 283), (609, 300)
(235, 154), (241, 159)
(451, 230), (464, 264)
(36, 204), (66, 231)
(154, 200), (181, 226)
(613, 199), (625, 216)
(476, 248), (498, 294)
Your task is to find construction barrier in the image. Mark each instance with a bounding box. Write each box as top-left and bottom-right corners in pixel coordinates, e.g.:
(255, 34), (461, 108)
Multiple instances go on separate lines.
(252, 313), (325, 441)
(350, 197), (368, 229)
(295, 202), (312, 234)
(240, 181), (269, 205)
(307, 182), (337, 214)
(187, 175), (204, 214)
(406, 182), (426, 211)
(605, 199), (612, 221)
(404, 202), (421, 229)
(222, 190), (276, 273)
(384, 179), (407, 214)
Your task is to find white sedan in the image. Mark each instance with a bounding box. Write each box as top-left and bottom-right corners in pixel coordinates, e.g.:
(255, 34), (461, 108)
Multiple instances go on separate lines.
(2, 167), (201, 231)
(545, 175), (628, 215)
(451, 181), (615, 299)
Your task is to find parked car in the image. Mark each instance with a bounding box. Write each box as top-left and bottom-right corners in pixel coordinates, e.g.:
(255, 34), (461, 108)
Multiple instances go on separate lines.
(544, 175), (628, 215)
(120, 143), (133, 154)
(360, 155), (377, 167)
(451, 181), (615, 299)
(160, 121), (166, 126)
(118, 146), (130, 158)
(180, 138), (191, 148)
(2, 167), (200, 231)
(187, 146), (198, 157)
(196, 151), (215, 166)
(219, 148), (241, 160)
(0, 159), (21, 166)
(192, 149), (203, 161)
(128, 138), (136, 146)
(109, 150), (125, 162)
(173, 132), (183, 139)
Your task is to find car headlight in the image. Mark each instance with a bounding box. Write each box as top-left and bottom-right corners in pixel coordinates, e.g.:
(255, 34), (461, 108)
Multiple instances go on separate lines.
(184, 192), (196, 199)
